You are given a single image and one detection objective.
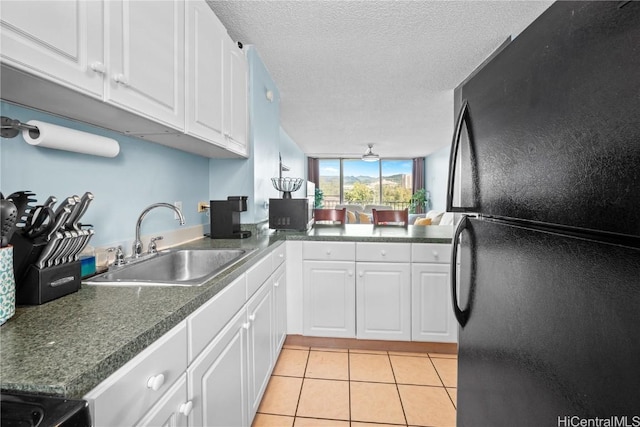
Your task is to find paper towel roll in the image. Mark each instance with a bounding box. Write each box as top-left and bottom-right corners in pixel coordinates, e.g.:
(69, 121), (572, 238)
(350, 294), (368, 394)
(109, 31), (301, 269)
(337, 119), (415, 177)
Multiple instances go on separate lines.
(22, 120), (120, 158)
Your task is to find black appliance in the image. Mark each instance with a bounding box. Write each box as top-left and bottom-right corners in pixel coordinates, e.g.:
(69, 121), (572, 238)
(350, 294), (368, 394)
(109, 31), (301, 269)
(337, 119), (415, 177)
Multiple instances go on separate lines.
(0, 391), (91, 427)
(447, 2), (640, 426)
(209, 196), (251, 239)
(269, 198), (313, 231)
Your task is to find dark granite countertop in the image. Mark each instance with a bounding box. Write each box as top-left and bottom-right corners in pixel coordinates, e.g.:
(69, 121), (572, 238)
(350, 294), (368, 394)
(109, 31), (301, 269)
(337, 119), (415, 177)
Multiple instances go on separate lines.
(0, 225), (452, 398)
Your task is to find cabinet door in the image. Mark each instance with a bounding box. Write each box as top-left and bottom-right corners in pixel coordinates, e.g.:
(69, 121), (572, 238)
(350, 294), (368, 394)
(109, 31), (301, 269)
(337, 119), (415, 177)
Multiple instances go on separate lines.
(247, 281), (274, 418)
(187, 310), (248, 427)
(185, 1), (225, 146)
(356, 263), (411, 341)
(223, 38), (248, 155)
(411, 263), (457, 343)
(136, 374), (189, 427)
(85, 323), (188, 427)
(106, 0), (185, 130)
(0, 1), (104, 97)
(303, 260), (356, 338)
(273, 264), (287, 355)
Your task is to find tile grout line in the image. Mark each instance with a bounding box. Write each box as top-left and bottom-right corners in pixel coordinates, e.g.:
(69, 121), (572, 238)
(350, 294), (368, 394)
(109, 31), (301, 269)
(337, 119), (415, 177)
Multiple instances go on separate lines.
(293, 347), (312, 422)
(386, 351), (409, 426)
(428, 354), (457, 410)
(348, 349), (352, 426)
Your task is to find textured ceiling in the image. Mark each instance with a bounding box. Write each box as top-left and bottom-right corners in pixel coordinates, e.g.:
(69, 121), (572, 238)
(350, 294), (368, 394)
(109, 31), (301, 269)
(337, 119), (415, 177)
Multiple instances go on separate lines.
(207, 1), (553, 158)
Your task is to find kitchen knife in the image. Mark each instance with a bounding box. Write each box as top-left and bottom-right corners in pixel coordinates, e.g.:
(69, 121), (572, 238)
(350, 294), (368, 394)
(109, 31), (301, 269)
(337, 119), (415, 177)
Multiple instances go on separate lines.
(49, 230), (73, 267)
(38, 206), (71, 267)
(66, 192), (94, 231)
(43, 195), (57, 209)
(53, 197), (76, 224)
(63, 195), (81, 230)
(73, 229), (95, 262)
(35, 231), (64, 269)
(65, 192), (95, 263)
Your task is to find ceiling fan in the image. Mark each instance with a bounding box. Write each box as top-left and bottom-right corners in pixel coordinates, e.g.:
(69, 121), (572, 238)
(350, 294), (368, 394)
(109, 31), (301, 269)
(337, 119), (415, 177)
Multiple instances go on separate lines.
(361, 144), (380, 162)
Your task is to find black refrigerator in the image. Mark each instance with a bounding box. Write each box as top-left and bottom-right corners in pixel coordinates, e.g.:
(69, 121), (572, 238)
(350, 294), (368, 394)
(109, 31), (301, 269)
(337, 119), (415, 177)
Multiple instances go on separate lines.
(446, 2), (640, 426)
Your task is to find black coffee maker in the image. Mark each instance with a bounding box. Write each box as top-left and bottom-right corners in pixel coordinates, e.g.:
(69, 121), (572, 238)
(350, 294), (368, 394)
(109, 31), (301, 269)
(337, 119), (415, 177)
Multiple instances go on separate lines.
(210, 196), (251, 239)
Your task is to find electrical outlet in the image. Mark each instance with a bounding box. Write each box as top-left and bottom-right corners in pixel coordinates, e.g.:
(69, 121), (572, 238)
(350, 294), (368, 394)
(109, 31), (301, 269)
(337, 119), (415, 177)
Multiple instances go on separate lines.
(174, 201), (182, 219)
(197, 201), (209, 213)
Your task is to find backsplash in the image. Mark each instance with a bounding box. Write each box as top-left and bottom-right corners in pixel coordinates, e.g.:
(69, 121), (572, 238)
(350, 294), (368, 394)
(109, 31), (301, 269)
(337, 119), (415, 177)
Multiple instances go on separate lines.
(0, 101), (210, 250)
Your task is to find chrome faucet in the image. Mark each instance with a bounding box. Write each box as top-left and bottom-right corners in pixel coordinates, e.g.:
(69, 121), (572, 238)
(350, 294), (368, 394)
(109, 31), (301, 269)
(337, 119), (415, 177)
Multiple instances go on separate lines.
(132, 203), (185, 258)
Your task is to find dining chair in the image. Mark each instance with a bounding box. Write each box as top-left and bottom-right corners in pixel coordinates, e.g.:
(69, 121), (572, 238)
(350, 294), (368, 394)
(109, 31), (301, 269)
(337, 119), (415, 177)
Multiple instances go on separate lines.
(313, 208), (347, 224)
(371, 208), (409, 226)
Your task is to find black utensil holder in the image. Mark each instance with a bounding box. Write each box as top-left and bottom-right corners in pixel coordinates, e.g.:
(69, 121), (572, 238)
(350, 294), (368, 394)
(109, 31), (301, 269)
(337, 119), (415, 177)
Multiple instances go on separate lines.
(16, 261), (81, 305)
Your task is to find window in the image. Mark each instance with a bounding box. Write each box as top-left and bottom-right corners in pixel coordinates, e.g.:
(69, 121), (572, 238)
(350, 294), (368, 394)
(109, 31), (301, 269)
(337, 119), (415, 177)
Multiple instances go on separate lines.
(318, 159), (413, 210)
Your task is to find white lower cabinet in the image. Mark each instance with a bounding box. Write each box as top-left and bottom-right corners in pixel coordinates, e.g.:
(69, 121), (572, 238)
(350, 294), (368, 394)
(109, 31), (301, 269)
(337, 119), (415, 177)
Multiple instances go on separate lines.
(303, 260), (356, 338)
(246, 280), (274, 418)
(295, 241), (456, 344)
(272, 264), (287, 355)
(411, 243), (456, 343)
(411, 263), (457, 342)
(85, 245), (286, 427)
(356, 262), (411, 341)
(84, 322), (188, 427)
(136, 374), (190, 427)
(187, 309), (249, 427)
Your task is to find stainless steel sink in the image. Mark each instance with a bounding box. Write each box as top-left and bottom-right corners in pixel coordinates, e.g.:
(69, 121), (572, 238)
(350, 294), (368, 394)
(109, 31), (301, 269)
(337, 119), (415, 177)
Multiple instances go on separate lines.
(84, 249), (253, 287)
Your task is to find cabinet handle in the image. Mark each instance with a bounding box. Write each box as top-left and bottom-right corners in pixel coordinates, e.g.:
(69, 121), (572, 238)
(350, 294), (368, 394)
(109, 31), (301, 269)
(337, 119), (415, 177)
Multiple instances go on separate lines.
(242, 322), (250, 329)
(89, 61), (106, 74)
(451, 215), (470, 327)
(358, 271), (364, 277)
(146, 373), (165, 391)
(279, 253), (284, 259)
(249, 314), (256, 321)
(274, 281), (280, 288)
(380, 250), (387, 256)
(348, 270), (354, 277)
(113, 73), (129, 86)
(433, 251), (439, 259)
(325, 250), (331, 256)
(179, 400), (193, 416)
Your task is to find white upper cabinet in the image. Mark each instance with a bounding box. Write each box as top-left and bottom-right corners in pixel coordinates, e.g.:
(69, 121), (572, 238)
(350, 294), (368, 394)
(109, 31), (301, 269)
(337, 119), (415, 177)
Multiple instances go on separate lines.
(105, 0), (185, 130)
(223, 38), (248, 156)
(0, 0), (250, 158)
(185, 1), (225, 146)
(0, 1), (104, 97)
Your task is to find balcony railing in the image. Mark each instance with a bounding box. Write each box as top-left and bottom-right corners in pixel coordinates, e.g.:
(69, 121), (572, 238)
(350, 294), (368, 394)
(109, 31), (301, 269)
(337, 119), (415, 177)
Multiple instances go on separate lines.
(320, 199), (412, 211)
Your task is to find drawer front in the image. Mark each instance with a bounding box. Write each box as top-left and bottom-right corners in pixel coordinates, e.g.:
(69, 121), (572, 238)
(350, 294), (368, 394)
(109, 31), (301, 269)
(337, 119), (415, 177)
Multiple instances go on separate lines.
(85, 322), (188, 427)
(187, 275), (247, 363)
(356, 242), (411, 263)
(247, 252), (273, 297)
(303, 241), (355, 261)
(411, 243), (452, 264)
(272, 242), (286, 270)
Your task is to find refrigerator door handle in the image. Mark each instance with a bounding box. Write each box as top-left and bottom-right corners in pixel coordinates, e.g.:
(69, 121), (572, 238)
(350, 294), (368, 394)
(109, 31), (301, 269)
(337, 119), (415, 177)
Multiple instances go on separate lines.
(446, 100), (476, 213)
(451, 214), (470, 326)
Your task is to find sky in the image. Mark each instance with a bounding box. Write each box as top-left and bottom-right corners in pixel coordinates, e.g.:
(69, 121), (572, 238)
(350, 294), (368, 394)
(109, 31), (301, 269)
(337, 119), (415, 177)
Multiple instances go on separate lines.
(320, 159), (412, 177)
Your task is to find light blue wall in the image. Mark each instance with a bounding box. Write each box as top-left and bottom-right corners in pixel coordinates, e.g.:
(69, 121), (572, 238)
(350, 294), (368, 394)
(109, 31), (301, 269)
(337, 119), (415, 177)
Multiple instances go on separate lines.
(425, 144), (451, 212)
(0, 102), (209, 247)
(279, 127), (306, 198)
(210, 46), (305, 224)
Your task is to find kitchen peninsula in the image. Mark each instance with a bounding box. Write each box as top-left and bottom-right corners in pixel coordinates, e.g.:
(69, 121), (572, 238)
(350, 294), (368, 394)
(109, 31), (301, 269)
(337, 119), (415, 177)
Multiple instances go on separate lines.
(0, 224), (453, 425)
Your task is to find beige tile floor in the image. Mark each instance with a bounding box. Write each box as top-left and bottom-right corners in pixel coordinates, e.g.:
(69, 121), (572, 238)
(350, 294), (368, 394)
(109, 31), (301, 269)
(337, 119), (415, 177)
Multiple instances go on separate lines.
(253, 345), (457, 427)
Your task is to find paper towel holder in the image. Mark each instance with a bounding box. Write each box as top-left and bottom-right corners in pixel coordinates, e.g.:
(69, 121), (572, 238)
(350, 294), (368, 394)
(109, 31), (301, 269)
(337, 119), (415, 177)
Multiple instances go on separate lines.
(1, 116), (38, 139)
(1, 115), (120, 158)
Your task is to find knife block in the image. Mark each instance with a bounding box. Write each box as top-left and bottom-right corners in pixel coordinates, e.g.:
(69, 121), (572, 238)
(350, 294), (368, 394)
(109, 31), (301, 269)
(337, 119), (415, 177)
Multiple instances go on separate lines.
(16, 261), (81, 305)
(9, 232), (46, 285)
